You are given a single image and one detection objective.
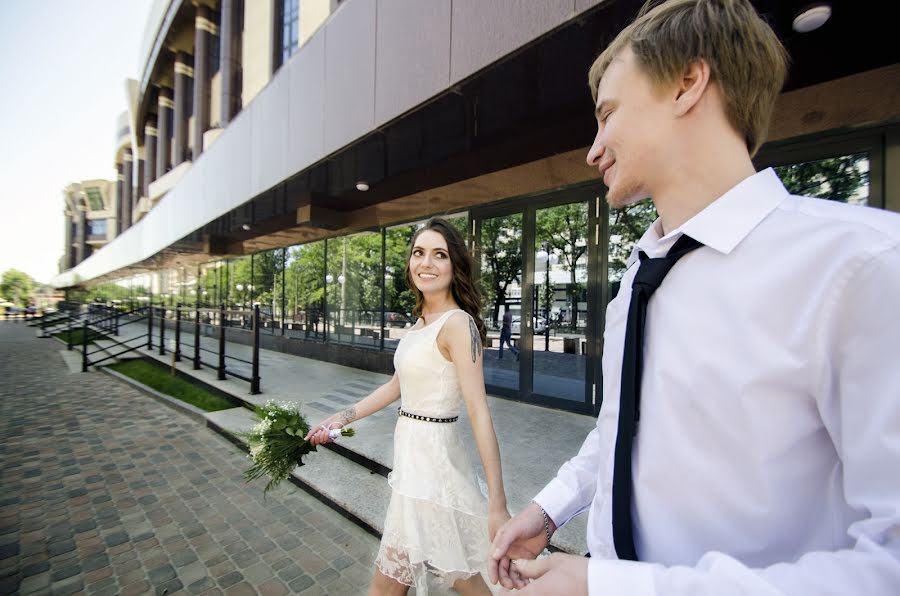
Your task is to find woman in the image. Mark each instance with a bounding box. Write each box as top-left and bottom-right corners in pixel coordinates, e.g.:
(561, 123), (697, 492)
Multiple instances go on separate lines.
(306, 218), (508, 595)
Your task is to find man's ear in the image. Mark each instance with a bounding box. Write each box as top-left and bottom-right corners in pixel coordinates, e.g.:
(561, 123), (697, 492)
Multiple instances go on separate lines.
(673, 58), (711, 117)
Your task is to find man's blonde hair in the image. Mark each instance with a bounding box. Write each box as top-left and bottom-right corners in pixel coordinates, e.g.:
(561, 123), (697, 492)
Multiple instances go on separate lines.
(588, 0), (788, 156)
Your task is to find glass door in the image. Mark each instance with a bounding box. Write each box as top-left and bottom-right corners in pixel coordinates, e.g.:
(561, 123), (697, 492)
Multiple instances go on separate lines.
(473, 183), (603, 414)
(477, 212), (524, 396)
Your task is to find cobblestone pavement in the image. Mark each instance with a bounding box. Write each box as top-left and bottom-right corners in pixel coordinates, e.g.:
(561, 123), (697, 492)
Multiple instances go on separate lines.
(0, 322), (380, 595)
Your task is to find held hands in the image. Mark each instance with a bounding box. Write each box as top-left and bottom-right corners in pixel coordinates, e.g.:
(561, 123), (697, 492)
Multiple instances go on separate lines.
(304, 415), (343, 446)
(489, 502), (554, 589)
(501, 553), (588, 595)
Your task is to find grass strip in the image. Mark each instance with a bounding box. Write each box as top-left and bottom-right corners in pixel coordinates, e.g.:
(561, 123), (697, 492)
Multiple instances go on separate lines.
(108, 359), (236, 412)
(53, 328), (108, 346)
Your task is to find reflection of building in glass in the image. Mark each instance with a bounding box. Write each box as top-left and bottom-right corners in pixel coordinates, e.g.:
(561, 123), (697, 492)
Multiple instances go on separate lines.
(52, 1), (900, 415)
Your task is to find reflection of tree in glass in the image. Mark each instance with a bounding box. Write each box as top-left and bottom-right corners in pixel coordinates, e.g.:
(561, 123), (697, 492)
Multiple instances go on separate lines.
(286, 241), (325, 318)
(385, 227), (416, 317)
(536, 203), (588, 332)
(608, 199), (657, 291)
(774, 153), (868, 205)
(480, 215), (522, 328)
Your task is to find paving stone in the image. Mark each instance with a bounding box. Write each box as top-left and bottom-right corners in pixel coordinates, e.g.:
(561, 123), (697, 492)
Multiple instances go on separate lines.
(0, 325), (380, 595)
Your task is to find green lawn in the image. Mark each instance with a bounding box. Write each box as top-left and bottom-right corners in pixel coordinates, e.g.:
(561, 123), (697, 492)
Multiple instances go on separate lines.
(53, 328), (108, 346)
(108, 359), (237, 412)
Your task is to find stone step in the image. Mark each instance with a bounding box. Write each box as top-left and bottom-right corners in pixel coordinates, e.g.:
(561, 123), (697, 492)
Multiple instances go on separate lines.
(205, 407), (390, 535)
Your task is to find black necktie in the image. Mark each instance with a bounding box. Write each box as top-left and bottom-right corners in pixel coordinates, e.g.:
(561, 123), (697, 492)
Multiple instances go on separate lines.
(612, 233), (703, 561)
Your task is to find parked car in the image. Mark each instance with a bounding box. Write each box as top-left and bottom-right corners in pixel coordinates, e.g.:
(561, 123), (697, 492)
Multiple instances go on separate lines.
(511, 316), (546, 334)
(385, 311), (416, 328)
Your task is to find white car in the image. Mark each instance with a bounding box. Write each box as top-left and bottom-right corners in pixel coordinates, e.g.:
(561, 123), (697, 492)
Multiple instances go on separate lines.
(510, 316), (546, 334)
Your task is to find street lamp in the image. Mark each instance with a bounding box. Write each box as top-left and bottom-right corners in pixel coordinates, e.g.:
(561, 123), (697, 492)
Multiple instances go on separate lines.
(535, 245), (558, 352)
(236, 283), (244, 309)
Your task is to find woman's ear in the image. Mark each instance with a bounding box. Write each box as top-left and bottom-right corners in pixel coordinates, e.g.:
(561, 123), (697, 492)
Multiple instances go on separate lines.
(673, 58), (711, 117)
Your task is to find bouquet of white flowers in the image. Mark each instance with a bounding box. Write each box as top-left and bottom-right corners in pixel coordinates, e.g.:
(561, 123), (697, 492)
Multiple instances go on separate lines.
(241, 400), (354, 494)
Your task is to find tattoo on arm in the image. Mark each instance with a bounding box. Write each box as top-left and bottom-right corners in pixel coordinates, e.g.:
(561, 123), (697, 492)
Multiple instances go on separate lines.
(468, 317), (483, 363)
(338, 407), (356, 425)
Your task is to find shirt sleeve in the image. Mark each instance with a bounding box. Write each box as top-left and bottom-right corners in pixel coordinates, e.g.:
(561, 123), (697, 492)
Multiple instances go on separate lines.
(586, 243), (900, 596)
(533, 423), (603, 529)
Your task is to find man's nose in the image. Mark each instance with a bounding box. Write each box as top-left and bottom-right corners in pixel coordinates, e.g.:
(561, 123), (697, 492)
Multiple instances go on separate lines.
(586, 129), (605, 166)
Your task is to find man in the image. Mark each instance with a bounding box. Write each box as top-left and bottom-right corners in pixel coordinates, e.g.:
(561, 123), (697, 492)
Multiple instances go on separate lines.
(499, 308), (519, 360)
(489, 0), (900, 593)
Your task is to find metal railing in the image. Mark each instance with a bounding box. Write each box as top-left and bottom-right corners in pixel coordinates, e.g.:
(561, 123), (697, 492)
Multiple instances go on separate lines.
(157, 303), (261, 395)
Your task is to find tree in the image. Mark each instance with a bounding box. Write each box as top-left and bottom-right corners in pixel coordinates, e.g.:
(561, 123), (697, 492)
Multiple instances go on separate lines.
(479, 215), (523, 327)
(1, 269), (35, 306)
(608, 200), (657, 293)
(775, 153), (868, 204)
(536, 203), (589, 331)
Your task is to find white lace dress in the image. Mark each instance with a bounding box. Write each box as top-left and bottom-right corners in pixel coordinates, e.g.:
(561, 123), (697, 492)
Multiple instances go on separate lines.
(374, 309), (494, 594)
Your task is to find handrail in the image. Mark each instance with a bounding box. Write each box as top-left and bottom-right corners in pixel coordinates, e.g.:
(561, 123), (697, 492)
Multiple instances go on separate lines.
(69, 300), (262, 396)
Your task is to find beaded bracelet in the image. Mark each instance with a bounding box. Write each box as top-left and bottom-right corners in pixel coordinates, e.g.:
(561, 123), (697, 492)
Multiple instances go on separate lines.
(533, 501), (553, 545)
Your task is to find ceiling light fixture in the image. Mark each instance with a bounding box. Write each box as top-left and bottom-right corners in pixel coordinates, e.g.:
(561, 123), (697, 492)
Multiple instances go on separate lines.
(356, 181), (369, 192)
(792, 3), (832, 33)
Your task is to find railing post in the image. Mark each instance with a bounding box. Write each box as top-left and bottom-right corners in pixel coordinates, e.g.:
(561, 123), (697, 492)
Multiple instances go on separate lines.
(251, 304), (261, 394)
(81, 320), (89, 372)
(147, 305), (153, 350)
(114, 309), (119, 336)
(217, 304), (226, 380)
(174, 304), (182, 362)
(67, 316), (73, 351)
(193, 305), (201, 370)
(159, 304), (166, 356)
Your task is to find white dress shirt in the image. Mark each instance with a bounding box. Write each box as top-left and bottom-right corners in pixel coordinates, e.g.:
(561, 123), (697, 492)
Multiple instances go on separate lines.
(534, 168), (900, 595)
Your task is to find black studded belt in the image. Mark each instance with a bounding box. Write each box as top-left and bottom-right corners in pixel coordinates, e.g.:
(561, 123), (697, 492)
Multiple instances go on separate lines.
(398, 407), (458, 423)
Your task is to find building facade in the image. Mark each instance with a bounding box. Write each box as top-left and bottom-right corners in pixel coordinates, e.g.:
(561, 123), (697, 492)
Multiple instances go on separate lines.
(54, 0), (900, 414)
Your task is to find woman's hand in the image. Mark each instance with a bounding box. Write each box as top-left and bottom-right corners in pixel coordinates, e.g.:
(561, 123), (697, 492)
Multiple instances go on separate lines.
(488, 506), (512, 542)
(304, 415), (343, 446)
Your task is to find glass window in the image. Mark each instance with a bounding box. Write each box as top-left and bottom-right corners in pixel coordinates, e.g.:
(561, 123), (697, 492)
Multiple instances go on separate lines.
(85, 188), (104, 210)
(774, 152), (869, 205)
(479, 213), (523, 393)
(326, 232), (383, 347)
(384, 223), (418, 350)
(88, 219), (107, 237)
(607, 200), (657, 301)
(531, 202), (590, 403)
(286, 240), (325, 340)
(280, 0), (300, 66)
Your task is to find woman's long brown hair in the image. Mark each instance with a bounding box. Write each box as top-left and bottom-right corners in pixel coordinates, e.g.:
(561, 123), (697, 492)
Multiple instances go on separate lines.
(404, 218), (487, 344)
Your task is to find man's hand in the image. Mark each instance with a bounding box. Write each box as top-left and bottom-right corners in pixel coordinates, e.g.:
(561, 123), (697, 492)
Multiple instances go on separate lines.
(501, 553), (588, 595)
(489, 502), (554, 589)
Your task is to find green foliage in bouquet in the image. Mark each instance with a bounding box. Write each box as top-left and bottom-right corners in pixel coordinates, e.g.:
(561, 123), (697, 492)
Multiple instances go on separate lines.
(240, 400), (354, 494)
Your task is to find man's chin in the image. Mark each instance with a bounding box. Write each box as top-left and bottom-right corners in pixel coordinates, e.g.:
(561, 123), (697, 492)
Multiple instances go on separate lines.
(605, 187), (649, 210)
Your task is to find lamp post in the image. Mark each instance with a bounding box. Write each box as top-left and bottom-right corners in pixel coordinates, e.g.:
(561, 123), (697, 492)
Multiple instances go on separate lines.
(236, 283), (244, 309)
(535, 244), (558, 352)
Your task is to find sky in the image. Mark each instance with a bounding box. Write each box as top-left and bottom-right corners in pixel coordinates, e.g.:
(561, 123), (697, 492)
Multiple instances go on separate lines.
(0, 0), (154, 285)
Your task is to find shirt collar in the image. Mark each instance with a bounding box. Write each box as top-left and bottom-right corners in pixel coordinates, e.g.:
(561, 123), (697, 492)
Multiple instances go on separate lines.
(627, 168), (788, 265)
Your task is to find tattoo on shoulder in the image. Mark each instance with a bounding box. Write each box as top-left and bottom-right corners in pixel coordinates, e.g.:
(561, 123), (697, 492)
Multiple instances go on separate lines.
(468, 317), (483, 363)
(339, 407), (356, 425)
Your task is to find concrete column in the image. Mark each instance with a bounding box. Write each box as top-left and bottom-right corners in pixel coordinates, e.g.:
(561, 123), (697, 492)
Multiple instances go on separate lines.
(122, 149), (133, 229)
(76, 209), (87, 265)
(64, 212), (74, 269)
(193, 3), (216, 158)
(136, 155), (145, 205)
(116, 163), (124, 235)
(144, 119), (158, 198)
(219, 0), (240, 125)
(157, 87), (173, 177)
(173, 51), (194, 165)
